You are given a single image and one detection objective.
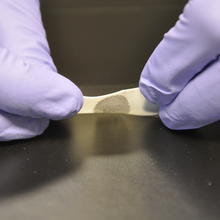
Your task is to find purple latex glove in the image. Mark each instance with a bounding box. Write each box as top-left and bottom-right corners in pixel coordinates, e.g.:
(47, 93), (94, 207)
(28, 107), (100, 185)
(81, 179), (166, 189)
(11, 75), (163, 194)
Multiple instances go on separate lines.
(140, 0), (220, 130)
(0, 0), (83, 141)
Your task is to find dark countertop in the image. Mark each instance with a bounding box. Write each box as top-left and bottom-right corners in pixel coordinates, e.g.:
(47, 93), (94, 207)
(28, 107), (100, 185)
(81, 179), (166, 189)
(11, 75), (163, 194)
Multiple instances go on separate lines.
(0, 85), (220, 220)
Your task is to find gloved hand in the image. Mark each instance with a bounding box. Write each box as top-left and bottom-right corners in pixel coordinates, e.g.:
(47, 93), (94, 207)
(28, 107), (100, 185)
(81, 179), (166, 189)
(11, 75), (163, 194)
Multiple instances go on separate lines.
(139, 0), (220, 130)
(0, 0), (83, 141)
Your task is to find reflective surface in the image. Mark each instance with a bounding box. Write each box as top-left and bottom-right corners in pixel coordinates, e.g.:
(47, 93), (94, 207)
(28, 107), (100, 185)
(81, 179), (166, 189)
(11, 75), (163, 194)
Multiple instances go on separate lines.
(0, 108), (220, 220)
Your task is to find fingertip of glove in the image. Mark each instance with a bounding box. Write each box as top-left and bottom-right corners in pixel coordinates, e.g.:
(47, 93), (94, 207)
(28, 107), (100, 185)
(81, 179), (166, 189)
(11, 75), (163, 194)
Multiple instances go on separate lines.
(139, 79), (158, 105)
(48, 81), (84, 121)
(33, 118), (50, 135)
(139, 75), (179, 106)
(159, 107), (185, 130)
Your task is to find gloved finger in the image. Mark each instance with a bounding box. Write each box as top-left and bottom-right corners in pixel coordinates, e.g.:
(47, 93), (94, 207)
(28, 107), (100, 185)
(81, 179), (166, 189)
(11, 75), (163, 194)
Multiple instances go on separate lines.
(0, 111), (49, 141)
(0, 0), (56, 71)
(140, 0), (220, 105)
(0, 48), (83, 120)
(159, 57), (220, 130)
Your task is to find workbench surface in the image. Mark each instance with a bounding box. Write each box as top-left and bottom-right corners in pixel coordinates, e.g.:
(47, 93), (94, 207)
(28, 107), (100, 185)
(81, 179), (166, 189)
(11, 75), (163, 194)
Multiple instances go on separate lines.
(0, 85), (220, 220)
